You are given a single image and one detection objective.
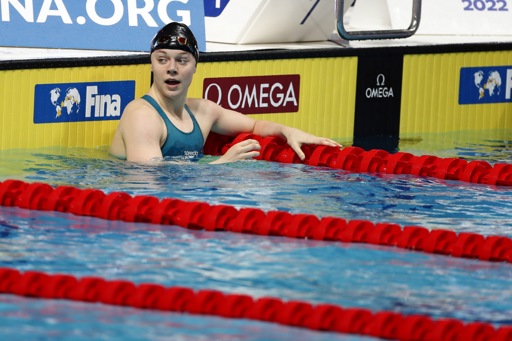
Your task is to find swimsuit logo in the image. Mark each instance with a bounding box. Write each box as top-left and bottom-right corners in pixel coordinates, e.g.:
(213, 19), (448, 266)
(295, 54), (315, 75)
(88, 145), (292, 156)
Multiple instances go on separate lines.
(184, 150), (200, 158)
(459, 66), (512, 104)
(34, 81), (135, 124)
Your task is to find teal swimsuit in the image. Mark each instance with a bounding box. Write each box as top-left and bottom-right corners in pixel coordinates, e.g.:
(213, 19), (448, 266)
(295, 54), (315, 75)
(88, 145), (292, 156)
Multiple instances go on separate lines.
(142, 95), (204, 159)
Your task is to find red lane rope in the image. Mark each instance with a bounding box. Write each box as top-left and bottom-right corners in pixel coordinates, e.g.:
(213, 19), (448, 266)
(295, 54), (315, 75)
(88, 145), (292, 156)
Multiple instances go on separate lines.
(1, 135), (512, 339)
(204, 132), (512, 187)
(1, 179), (511, 264)
(1, 267), (511, 341)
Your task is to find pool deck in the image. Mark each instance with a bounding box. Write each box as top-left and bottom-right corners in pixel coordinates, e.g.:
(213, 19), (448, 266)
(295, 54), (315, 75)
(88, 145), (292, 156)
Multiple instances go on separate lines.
(1, 33), (512, 62)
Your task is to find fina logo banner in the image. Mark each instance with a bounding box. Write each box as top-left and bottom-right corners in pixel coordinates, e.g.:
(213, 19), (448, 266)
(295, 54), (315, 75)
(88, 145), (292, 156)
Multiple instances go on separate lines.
(0, 0), (206, 51)
(34, 81), (135, 124)
(459, 66), (512, 104)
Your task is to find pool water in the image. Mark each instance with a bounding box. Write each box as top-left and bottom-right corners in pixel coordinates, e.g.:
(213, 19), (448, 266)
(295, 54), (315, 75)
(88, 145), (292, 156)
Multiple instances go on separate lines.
(0, 130), (511, 340)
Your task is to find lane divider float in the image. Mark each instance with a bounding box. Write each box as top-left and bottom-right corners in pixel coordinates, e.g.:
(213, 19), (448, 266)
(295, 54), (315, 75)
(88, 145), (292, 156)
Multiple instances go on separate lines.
(2, 134), (512, 340)
(1, 179), (511, 264)
(1, 267), (511, 341)
(204, 132), (512, 187)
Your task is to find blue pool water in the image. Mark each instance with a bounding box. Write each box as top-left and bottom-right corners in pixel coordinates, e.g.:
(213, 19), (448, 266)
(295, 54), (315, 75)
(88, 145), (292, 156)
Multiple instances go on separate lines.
(0, 130), (511, 340)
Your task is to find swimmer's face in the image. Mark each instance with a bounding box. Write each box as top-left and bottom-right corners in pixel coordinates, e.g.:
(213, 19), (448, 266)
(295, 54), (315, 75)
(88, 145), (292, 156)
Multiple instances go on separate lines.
(150, 49), (197, 99)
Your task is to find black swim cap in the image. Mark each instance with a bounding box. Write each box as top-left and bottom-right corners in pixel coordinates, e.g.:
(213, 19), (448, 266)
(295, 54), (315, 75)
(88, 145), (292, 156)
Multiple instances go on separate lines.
(150, 22), (199, 63)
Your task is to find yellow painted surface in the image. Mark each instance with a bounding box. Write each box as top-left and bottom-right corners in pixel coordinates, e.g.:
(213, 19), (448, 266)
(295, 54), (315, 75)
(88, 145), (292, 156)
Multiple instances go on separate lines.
(0, 64), (151, 150)
(401, 51), (512, 137)
(1, 49), (510, 151)
(0, 57), (357, 150)
(191, 57), (358, 141)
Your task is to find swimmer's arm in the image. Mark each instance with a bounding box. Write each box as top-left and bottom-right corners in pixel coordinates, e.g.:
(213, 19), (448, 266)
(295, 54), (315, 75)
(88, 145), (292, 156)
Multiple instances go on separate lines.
(117, 105), (164, 163)
(210, 102), (341, 161)
(210, 103), (293, 139)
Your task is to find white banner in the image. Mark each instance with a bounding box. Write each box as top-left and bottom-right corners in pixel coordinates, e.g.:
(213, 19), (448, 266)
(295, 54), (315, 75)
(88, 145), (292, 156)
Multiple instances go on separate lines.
(415, 0), (511, 35)
(204, 0), (336, 44)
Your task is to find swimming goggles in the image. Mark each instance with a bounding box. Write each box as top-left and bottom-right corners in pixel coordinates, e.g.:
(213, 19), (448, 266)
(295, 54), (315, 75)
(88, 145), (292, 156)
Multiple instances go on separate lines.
(153, 35), (189, 48)
(150, 35), (199, 62)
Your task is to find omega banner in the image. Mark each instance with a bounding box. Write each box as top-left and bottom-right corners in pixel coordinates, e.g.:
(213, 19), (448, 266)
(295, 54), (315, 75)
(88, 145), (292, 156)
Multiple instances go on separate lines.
(353, 53), (404, 151)
(203, 75), (300, 114)
(0, 0), (206, 51)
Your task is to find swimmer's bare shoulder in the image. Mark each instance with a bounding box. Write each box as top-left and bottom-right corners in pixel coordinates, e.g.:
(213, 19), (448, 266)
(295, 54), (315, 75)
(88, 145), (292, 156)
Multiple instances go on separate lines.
(109, 98), (164, 160)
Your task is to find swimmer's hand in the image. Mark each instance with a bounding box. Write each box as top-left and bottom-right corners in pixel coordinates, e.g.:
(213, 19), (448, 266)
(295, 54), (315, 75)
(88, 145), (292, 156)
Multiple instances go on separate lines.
(210, 139), (261, 164)
(283, 127), (342, 161)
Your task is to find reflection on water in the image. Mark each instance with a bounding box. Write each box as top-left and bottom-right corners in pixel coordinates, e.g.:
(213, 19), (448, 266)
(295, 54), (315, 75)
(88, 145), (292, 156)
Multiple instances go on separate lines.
(400, 128), (512, 163)
(0, 130), (511, 338)
(1, 205), (512, 328)
(0, 136), (511, 235)
(0, 295), (368, 341)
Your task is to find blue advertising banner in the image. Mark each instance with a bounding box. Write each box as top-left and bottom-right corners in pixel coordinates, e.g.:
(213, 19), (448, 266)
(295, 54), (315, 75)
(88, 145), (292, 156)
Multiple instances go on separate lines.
(0, 0), (206, 52)
(203, 0), (230, 17)
(34, 81), (135, 123)
(459, 66), (512, 105)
